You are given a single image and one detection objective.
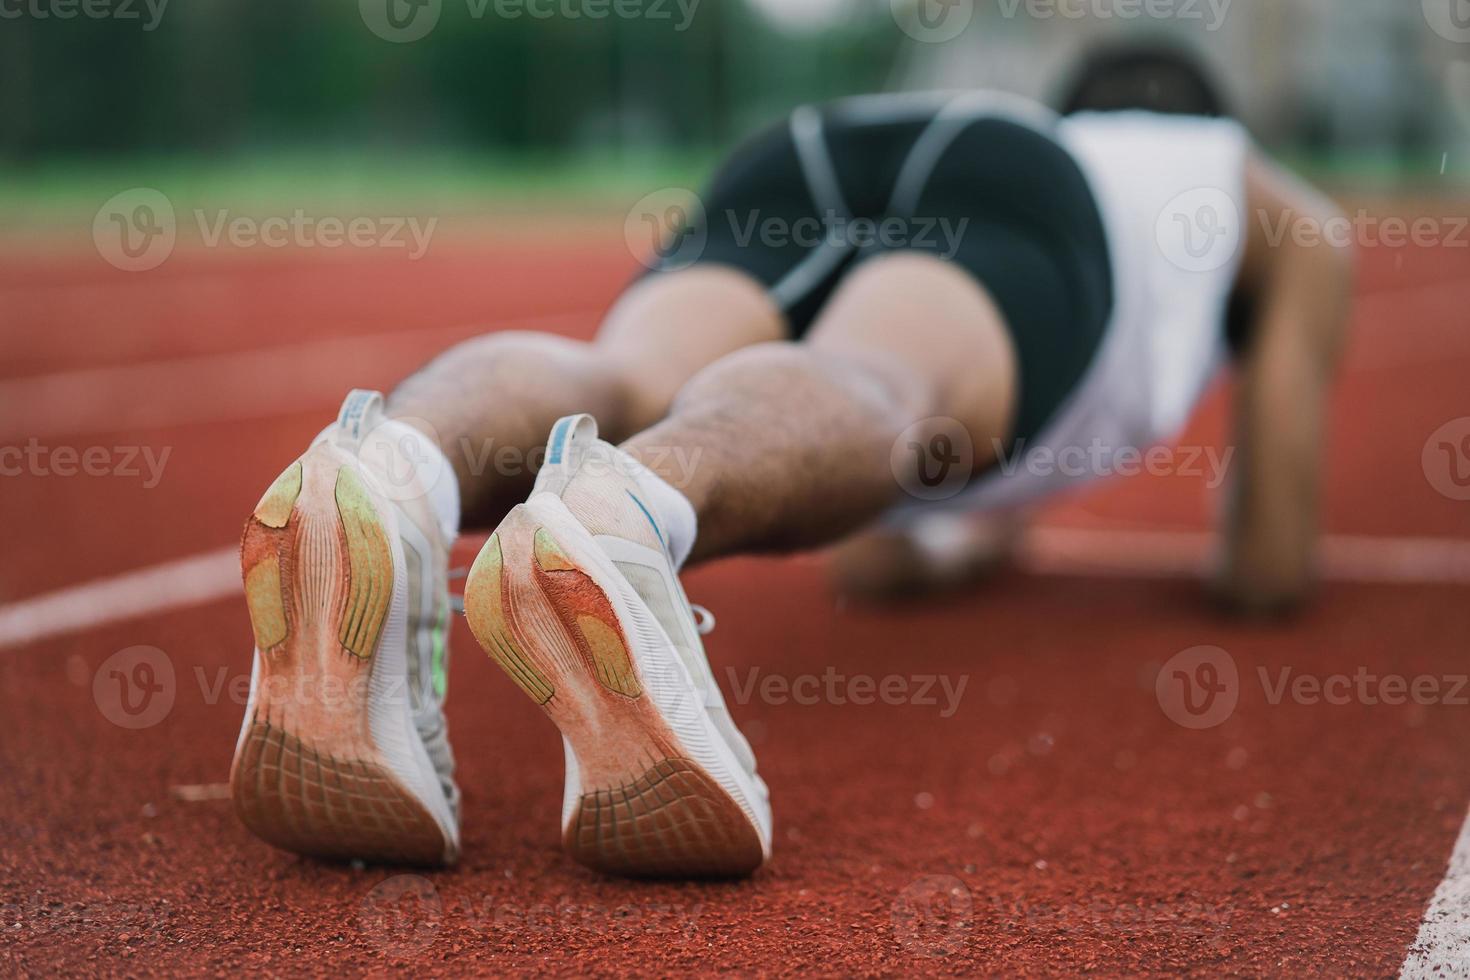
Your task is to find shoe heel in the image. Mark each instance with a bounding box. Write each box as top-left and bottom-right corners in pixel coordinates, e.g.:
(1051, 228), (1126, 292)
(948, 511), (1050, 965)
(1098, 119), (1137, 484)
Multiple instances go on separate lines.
(231, 451), (450, 865)
(464, 502), (765, 877)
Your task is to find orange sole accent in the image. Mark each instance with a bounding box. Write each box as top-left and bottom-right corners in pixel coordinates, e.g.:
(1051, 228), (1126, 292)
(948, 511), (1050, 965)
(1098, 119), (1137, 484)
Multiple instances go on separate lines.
(231, 450), (448, 865)
(465, 504), (763, 878)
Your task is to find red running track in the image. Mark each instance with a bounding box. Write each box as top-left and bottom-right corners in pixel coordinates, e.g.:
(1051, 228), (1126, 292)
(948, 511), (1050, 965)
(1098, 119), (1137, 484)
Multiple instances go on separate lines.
(2, 223), (1468, 974)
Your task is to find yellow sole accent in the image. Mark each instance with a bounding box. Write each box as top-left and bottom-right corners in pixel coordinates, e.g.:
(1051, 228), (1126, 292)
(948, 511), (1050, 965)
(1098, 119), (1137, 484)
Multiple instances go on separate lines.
(533, 527), (576, 572)
(468, 533), (555, 704)
(243, 554), (288, 650)
(252, 462), (302, 529)
(333, 467), (392, 660)
(575, 614), (641, 698)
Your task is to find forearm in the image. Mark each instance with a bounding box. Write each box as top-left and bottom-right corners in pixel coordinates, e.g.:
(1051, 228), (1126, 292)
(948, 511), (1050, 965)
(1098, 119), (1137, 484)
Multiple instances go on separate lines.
(1218, 159), (1353, 613)
(1220, 325), (1330, 611)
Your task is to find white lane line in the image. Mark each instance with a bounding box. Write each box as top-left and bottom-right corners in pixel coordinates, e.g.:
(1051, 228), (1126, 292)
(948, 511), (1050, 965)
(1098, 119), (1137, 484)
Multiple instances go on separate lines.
(0, 546), (239, 651)
(1018, 528), (1470, 585)
(1401, 808), (1470, 978)
(4, 529), (1469, 652)
(0, 311), (593, 441)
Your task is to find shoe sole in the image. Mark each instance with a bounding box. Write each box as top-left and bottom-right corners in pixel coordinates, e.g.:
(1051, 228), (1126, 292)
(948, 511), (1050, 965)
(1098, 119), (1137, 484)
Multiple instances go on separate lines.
(230, 449), (450, 865)
(464, 501), (764, 877)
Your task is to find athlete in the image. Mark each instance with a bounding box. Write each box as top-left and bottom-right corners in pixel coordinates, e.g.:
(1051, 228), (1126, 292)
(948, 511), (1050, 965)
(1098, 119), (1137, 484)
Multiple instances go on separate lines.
(228, 56), (1353, 877)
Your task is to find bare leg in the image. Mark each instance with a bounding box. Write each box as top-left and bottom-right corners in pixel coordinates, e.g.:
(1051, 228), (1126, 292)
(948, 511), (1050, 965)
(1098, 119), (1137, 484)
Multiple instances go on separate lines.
(387, 266), (783, 526)
(624, 253), (1018, 562)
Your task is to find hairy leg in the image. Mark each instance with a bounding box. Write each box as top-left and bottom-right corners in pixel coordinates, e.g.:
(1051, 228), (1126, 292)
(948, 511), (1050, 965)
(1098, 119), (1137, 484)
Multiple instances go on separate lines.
(387, 265), (782, 526)
(624, 252), (1018, 562)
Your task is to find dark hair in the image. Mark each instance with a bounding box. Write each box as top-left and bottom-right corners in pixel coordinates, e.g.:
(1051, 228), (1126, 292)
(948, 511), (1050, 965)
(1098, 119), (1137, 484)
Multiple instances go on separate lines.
(1057, 42), (1229, 118)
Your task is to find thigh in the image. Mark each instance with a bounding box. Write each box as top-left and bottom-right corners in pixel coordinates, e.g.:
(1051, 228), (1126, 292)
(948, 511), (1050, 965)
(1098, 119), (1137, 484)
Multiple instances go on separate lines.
(803, 250), (1019, 474)
(872, 115), (1114, 445)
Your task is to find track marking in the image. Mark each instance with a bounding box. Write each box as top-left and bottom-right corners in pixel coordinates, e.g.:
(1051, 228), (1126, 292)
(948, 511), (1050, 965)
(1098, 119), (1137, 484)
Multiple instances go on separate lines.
(4, 529), (1469, 652)
(1401, 806), (1470, 977)
(0, 546), (239, 651)
(0, 312), (592, 441)
(1018, 528), (1470, 585)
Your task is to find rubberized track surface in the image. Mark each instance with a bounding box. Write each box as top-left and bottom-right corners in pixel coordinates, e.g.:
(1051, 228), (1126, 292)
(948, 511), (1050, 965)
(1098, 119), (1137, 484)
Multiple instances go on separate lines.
(2, 222), (1468, 974)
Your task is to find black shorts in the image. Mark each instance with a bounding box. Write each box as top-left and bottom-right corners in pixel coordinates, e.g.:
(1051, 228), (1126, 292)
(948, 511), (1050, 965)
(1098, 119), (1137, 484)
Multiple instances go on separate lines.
(652, 97), (1114, 445)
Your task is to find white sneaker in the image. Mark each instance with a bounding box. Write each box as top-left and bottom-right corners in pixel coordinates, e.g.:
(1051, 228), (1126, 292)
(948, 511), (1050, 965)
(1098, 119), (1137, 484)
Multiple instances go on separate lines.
(464, 414), (771, 877)
(231, 390), (460, 865)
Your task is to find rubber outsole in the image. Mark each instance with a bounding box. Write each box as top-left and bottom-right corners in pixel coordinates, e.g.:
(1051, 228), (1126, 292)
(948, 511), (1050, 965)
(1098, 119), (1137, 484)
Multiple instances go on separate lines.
(230, 449), (449, 866)
(464, 503), (764, 878)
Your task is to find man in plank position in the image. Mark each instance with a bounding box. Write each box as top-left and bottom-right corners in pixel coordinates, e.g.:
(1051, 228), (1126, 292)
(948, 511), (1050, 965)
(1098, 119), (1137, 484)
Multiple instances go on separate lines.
(229, 69), (1353, 876)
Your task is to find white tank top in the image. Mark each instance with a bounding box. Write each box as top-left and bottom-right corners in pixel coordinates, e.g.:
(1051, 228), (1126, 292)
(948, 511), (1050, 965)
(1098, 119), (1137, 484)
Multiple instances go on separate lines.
(892, 108), (1252, 520)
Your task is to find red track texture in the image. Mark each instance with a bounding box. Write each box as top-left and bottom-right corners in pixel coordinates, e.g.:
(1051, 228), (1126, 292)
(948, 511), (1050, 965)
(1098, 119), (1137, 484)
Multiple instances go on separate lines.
(2, 223), (1468, 975)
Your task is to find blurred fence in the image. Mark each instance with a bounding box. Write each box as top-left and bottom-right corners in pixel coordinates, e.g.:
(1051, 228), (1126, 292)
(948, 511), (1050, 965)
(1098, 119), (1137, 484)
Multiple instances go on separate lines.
(0, 0), (1464, 180)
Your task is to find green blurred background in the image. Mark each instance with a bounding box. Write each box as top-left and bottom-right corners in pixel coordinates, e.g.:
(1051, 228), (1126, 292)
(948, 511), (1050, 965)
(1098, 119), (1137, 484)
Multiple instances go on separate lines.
(1, 0), (1466, 223)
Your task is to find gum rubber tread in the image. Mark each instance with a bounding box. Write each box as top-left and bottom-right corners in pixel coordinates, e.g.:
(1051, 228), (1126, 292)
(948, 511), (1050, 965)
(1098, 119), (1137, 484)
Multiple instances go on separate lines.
(230, 452), (447, 865)
(464, 504), (764, 877)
